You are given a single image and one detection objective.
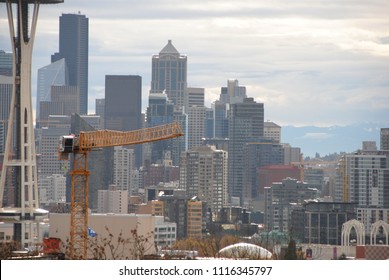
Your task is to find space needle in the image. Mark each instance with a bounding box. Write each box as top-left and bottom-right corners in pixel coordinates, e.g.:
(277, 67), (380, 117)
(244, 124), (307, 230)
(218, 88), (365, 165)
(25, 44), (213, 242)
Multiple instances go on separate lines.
(0, 0), (63, 250)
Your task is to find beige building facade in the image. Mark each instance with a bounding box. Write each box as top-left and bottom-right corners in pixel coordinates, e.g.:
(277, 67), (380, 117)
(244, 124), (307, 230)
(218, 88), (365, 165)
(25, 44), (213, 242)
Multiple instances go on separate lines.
(49, 213), (156, 259)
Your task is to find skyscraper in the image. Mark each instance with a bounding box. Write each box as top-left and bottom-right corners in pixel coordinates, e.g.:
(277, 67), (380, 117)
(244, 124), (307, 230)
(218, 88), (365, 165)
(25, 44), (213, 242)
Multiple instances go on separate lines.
(36, 58), (68, 125)
(185, 87), (206, 150)
(105, 75), (142, 166)
(0, 75), (12, 155)
(146, 92), (174, 164)
(335, 144), (389, 235)
(151, 40), (187, 110)
(52, 13), (89, 114)
(212, 101), (229, 139)
(220, 79), (247, 105)
(228, 97), (264, 203)
(113, 146), (135, 194)
(243, 139), (283, 200)
(187, 106), (206, 150)
(0, 50), (12, 76)
(38, 85), (79, 127)
(381, 128), (389, 151)
(0, 75), (12, 207)
(180, 145), (228, 214)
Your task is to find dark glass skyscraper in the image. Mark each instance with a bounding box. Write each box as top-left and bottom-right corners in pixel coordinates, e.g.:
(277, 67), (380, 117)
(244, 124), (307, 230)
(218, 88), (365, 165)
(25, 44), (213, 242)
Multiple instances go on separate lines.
(228, 98), (264, 204)
(146, 92), (174, 164)
(105, 75), (142, 166)
(52, 13), (89, 115)
(151, 40), (187, 110)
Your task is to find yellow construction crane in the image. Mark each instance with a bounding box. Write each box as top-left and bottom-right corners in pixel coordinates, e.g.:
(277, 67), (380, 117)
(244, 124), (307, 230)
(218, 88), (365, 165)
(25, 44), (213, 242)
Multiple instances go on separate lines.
(59, 122), (183, 259)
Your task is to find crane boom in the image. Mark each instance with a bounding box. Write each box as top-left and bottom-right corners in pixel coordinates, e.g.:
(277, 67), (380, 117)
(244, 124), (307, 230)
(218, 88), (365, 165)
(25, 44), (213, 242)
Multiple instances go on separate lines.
(60, 122), (183, 259)
(77, 121), (183, 150)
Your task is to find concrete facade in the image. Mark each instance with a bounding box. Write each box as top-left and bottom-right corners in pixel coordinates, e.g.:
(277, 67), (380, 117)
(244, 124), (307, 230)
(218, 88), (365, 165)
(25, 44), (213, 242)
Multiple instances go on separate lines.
(49, 213), (156, 259)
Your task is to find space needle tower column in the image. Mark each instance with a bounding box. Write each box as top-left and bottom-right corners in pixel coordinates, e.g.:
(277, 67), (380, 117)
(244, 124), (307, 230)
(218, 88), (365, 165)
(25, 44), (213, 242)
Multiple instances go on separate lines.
(0, 0), (63, 249)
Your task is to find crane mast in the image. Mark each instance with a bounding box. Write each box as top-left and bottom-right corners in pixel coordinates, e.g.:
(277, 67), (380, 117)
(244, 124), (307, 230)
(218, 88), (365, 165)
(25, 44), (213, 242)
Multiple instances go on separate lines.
(59, 122), (183, 259)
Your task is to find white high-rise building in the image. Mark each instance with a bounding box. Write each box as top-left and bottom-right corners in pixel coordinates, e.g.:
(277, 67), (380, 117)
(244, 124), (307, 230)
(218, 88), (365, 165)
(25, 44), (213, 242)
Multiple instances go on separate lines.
(187, 105), (206, 150)
(335, 144), (389, 236)
(39, 174), (66, 204)
(113, 146), (135, 194)
(97, 185), (128, 214)
(335, 147), (389, 208)
(180, 145), (228, 214)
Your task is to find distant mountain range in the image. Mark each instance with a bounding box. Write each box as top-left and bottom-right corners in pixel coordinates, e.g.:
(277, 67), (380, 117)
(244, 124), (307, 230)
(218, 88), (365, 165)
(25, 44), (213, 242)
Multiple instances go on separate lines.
(281, 123), (389, 158)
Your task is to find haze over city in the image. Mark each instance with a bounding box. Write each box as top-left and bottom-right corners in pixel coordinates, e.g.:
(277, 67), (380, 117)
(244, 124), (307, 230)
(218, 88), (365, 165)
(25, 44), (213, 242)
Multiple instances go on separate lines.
(1, 0), (388, 156)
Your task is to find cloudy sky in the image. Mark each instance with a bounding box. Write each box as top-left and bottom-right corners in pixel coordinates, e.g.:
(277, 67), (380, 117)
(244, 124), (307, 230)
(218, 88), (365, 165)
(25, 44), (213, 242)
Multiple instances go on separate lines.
(1, 0), (389, 127)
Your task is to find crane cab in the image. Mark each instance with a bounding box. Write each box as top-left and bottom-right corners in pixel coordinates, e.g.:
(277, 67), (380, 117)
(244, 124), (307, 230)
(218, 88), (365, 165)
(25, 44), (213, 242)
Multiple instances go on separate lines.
(59, 135), (75, 153)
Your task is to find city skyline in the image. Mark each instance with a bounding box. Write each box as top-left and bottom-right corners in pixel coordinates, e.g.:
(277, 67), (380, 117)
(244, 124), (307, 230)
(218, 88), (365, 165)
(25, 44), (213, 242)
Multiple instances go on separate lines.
(0, 0), (388, 128)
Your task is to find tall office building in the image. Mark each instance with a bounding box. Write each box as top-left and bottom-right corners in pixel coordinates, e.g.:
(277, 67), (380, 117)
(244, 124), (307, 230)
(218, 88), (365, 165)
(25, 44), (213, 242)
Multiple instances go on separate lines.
(212, 101), (229, 139)
(0, 75), (12, 154)
(243, 139), (283, 201)
(0, 50), (12, 76)
(95, 98), (105, 128)
(39, 85), (79, 127)
(38, 126), (70, 177)
(0, 60), (12, 205)
(39, 174), (66, 204)
(290, 201), (356, 245)
(187, 106), (206, 150)
(0, 75), (12, 206)
(264, 178), (318, 232)
(151, 40), (187, 109)
(185, 87), (206, 150)
(185, 87), (204, 109)
(335, 144), (389, 208)
(113, 146), (135, 194)
(52, 13), (89, 114)
(264, 121), (281, 144)
(283, 144), (302, 165)
(228, 97), (264, 203)
(105, 75), (142, 166)
(204, 108), (214, 139)
(335, 142), (389, 236)
(97, 185), (128, 214)
(219, 79), (247, 105)
(36, 58), (68, 125)
(180, 145), (228, 214)
(381, 128), (389, 151)
(146, 92), (174, 164)
(172, 110), (188, 166)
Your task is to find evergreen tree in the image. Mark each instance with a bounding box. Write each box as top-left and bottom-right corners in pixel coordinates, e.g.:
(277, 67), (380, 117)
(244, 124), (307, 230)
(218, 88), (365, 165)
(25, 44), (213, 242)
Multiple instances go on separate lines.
(284, 239), (297, 260)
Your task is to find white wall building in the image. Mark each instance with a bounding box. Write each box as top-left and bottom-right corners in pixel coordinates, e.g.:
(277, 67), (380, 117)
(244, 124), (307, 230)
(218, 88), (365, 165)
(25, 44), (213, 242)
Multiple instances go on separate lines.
(97, 186), (128, 214)
(154, 216), (176, 249)
(113, 146), (135, 194)
(39, 174), (66, 204)
(49, 213), (156, 259)
(187, 105), (206, 150)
